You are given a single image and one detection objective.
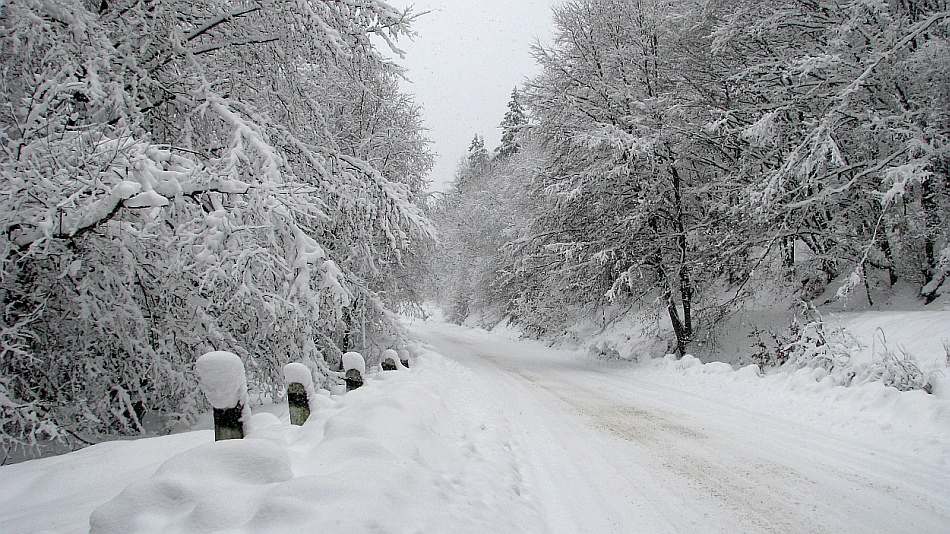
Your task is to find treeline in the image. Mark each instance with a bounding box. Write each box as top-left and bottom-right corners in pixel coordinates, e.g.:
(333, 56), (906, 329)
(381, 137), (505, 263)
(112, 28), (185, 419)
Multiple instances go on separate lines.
(1, 0), (432, 459)
(431, 0), (949, 354)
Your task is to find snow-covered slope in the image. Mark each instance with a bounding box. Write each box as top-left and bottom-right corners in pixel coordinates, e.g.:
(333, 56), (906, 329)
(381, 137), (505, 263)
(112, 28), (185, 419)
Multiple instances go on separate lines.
(1, 318), (948, 533)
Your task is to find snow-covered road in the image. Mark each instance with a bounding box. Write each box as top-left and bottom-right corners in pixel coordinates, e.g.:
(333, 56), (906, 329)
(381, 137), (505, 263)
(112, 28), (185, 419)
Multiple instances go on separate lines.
(2, 319), (947, 533)
(412, 321), (950, 533)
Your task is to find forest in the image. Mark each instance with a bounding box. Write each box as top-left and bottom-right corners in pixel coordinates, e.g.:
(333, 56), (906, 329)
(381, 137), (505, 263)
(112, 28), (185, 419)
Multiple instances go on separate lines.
(1, 0), (948, 462)
(432, 0), (948, 358)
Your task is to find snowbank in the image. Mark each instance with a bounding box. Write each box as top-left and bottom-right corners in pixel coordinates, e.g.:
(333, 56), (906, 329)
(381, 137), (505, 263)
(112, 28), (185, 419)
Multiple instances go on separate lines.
(86, 349), (537, 532)
(89, 439), (294, 532)
(649, 354), (950, 464)
(0, 347), (540, 533)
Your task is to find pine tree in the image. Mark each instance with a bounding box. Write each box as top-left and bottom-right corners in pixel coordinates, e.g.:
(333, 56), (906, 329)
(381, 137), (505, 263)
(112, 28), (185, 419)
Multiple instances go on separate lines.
(468, 135), (490, 170)
(497, 89), (528, 158)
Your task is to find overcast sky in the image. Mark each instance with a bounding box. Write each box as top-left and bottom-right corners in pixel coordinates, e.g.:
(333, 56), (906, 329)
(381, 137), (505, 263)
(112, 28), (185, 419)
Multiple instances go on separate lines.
(386, 0), (557, 191)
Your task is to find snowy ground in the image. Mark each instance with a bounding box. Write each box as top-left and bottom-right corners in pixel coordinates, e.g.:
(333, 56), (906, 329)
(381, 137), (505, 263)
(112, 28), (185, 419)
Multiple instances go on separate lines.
(1, 319), (948, 533)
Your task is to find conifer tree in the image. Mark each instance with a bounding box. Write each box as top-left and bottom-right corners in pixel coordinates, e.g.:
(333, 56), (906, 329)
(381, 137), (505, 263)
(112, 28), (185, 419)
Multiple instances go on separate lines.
(497, 89), (528, 158)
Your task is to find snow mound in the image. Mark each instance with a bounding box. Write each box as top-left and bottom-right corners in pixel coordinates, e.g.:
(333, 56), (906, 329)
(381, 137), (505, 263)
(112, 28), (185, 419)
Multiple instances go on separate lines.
(342, 351), (366, 375)
(649, 353), (950, 463)
(89, 439), (292, 533)
(282, 362), (313, 388)
(80, 350), (540, 533)
(195, 351), (247, 409)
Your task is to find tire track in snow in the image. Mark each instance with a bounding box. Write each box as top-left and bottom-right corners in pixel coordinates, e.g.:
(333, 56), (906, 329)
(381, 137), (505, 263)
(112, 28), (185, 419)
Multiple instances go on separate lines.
(516, 358), (949, 533)
(413, 323), (950, 533)
(488, 359), (828, 534)
(548, 390), (824, 534)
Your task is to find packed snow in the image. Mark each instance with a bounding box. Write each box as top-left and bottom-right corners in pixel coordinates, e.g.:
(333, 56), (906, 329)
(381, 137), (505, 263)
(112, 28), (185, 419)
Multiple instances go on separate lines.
(342, 351), (367, 375)
(282, 362), (314, 390)
(195, 351), (248, 410)
(1, 317), (948, 533)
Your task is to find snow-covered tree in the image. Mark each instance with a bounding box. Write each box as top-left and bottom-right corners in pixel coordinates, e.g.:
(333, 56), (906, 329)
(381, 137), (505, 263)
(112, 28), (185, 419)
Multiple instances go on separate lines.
(497, 89), (528, 158)
(713, 0), (950, 303)
(0, 0), (432, 458)
(517, 0), (753, 355)
(428, 122), (547, 328)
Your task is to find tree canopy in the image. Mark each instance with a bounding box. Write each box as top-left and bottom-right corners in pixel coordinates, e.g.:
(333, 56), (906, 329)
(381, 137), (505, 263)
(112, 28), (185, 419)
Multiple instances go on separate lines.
(431, 0), (949, 356)
(1, 0), (433, 459)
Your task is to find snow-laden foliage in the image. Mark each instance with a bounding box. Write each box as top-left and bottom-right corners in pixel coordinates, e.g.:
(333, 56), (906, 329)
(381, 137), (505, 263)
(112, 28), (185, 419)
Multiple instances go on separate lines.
(512, 0), (753, 354)
(431, 0), (948, 357)
(714, 0), (950, 302)
(749, 303), (933, 393)
(784, 306), (860, 382)
(1, 0), (432, 459)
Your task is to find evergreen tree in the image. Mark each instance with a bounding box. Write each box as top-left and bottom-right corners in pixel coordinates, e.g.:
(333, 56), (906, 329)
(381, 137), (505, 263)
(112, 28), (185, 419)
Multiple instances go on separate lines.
(497, 89), (528, 158)
(468, 134), (490, 171)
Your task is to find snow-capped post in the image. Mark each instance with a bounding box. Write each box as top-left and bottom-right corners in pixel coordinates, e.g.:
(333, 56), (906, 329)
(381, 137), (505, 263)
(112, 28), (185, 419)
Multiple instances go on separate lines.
(342, 351), (365, 392)
(283, 363), (314, 426)
(381, 349), (398, 371)
(195, 351), (250, 441)
(398, 349), (410, 368)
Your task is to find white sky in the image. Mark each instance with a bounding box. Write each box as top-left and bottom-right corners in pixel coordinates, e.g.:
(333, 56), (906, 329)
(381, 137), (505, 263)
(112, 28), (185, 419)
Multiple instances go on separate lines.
(385, 1), (557, 191)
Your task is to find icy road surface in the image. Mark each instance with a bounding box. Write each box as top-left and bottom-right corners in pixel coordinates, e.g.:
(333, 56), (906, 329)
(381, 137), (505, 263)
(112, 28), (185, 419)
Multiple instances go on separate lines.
(411, 320), (950, 534)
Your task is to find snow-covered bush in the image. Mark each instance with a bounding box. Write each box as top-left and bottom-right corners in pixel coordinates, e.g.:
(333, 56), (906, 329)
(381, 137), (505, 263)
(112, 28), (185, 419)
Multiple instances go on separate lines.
(588, 340), (621, 360)
(781, 304), (932, 393)
(863, 347), (931, 393)
(783, 304), (859, 384)
(745, 324), (798, 369)
(852, 332), (933, 394)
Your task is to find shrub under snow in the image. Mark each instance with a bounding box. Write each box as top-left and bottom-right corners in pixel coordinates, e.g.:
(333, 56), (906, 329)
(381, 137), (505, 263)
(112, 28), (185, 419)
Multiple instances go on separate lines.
(776, 304), (933, 393)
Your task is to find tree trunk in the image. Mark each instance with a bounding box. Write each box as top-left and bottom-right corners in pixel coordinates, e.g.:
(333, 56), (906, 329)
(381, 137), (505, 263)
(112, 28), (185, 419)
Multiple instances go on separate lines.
(782, 236), (796, 280)
(670, 164), (693, 344)
(665, 288), (688, 357)
(921, 177), (939, 287)
(658, 263), (689, 358)
(878, 233), (898, 287)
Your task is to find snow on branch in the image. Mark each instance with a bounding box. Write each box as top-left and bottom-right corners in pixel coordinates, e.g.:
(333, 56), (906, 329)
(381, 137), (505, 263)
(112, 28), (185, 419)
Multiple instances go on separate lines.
(203, 92), (284, 183)
(183, 6), (262, 43)
(752, 10), (950, 208)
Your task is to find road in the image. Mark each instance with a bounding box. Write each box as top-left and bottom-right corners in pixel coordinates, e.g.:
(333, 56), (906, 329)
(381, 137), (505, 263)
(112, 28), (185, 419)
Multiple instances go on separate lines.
(411, 320), (950, 533)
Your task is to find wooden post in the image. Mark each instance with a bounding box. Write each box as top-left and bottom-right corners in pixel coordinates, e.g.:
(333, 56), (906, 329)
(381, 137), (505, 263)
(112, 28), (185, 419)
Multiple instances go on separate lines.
(283, 363), (313, 426)
(398, 349), (410, 368)
(196, 351), (248, 441)
(345, 369), (363, 391)
(212, 405), (244, 441)
(342, 351), (365, 392)
(381, 349), (398, 371)
(286, 383), (309, 425)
